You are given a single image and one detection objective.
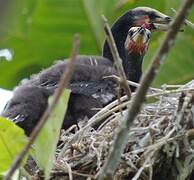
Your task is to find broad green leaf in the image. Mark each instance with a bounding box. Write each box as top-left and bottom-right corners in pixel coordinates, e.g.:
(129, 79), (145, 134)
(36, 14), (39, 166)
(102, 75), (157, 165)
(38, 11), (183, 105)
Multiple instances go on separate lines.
(0, 0), (99, 89)
(32, 90), (70, 180)
(0, 117), (27, 175)
(144, 32), (194, 86)
(82, 0), (117, 47)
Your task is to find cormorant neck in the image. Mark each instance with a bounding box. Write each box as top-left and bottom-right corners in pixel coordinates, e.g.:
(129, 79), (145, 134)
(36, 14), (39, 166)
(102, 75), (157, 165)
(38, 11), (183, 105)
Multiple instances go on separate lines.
(102, 11), (134, 62)
(123, 52), (144, 83)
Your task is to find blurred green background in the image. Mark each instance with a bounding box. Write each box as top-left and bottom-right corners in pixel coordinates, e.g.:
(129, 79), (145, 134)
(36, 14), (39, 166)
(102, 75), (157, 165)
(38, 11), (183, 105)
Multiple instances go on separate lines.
(0, 0), (193, 89)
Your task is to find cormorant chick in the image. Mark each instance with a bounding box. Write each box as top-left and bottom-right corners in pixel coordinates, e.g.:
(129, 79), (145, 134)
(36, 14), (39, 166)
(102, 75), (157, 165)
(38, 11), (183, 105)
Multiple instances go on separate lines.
(1, 27), (151, 135)
(2, 86), (49, 135)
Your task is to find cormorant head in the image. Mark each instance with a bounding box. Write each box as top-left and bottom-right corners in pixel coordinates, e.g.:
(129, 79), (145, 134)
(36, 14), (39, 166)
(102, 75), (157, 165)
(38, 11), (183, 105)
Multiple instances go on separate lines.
(103, 7), (171, 61)
(125, 26), (151, 55)
(130, 7), (171, 31)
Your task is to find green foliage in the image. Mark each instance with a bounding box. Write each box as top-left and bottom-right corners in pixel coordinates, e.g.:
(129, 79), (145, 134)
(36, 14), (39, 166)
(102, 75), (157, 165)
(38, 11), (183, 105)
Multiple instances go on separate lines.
(0, 117), (27, 175)
(0, 0), (193, 89)
(0, 0), (99, 89)
(32, 90), (70, 179)
(83, 0), (117, 47)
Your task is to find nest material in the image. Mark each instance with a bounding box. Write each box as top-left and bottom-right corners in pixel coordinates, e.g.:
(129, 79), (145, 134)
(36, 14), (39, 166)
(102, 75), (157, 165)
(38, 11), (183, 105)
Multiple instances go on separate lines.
(30, 80), (194, 180)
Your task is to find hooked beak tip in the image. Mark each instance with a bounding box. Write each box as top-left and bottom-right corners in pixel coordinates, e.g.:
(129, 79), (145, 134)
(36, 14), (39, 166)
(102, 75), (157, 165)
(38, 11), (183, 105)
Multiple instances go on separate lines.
(164, 16), (172, 23)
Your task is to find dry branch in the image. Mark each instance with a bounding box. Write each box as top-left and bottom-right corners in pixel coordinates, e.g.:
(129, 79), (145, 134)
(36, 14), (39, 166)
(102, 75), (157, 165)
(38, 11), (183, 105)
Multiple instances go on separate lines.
(3, 35), (80, 180)
(102, 15), (132, 99)
(104, 75), (162, 92)
(98, 0), (194, 179)
(171, 8), (194, 29)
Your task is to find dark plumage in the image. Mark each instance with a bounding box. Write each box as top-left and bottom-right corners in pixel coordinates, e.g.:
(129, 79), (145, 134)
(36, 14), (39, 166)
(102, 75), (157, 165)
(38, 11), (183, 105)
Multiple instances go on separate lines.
(1, 7), (171, 135)
(1, 86), (49, 136)
(103, 7), (171, 61)
(2, 57), (118, 136)
(26, 56), (117, 94)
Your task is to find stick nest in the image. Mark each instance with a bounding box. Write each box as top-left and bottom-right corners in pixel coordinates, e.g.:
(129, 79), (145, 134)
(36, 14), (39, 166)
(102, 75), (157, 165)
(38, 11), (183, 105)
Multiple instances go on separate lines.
(31, 80), (194, 180)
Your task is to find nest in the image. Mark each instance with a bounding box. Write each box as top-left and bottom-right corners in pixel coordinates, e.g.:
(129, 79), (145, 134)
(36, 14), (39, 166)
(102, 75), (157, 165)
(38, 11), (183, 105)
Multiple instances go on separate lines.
(28, 80), (194, 180)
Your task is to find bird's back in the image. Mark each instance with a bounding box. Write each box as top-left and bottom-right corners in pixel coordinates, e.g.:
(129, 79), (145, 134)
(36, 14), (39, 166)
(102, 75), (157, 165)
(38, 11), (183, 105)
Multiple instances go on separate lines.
(1, 56), (119, 135)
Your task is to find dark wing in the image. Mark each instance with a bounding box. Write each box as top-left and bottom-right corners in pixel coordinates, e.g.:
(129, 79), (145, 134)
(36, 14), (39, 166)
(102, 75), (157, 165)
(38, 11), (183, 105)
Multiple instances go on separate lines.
(63, 79), (118, 130)
(1, 86), (49, 135)
(76, 55), (113, 66)
(1, 56), (118, 135)
(24, 55), (117, 95)
(70, 80), (118, 105)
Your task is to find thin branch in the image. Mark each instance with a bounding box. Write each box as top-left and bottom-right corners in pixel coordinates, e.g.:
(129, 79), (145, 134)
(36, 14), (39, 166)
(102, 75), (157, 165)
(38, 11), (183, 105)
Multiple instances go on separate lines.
(98, 0), (194, 179)
(171, 8), (194, 29)
(161, 84), (183, 89)
(4, 35), (80, 180)
(102, 15), (132, 99)
(65, 161), (73, 180)
(175, 91), (194, 125)
(103, 75), (163, 92)
(114, 0), (128, 10)
(132, 151), (154, 180)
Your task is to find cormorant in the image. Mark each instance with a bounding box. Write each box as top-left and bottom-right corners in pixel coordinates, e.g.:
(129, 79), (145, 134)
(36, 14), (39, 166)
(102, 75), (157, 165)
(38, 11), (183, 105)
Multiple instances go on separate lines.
(1, 7), (171, 135)
(103, 6), (171, 62)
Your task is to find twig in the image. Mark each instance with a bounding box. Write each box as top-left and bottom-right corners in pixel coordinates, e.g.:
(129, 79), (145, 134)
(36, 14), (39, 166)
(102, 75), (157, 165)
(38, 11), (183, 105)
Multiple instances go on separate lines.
(161, 84), (183, 89)
(129, 133), (184, 155)
(131, 127), (176, 180)
(102, 15), (132, 99)
(54, 162), (95, 178)
(171, 8), (194, 29)
(114, 0), (128, 10)
(132, 151), (154, 180)
(65, 161), (73, 180)
(175, 91), (194, 125)
(149, 164), (153, 180)
(104, 75), (163, 92)
(3, 35), (80, 180)
(98, 0), (194, 179)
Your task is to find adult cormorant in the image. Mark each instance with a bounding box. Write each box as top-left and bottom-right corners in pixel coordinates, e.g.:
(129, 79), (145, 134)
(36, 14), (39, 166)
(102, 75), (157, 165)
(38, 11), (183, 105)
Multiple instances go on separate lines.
(1, 7), (171, 135)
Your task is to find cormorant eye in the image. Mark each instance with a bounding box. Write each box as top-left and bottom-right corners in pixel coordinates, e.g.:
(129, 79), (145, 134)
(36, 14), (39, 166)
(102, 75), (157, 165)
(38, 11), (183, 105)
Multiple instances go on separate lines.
(128, 31), (134, 37)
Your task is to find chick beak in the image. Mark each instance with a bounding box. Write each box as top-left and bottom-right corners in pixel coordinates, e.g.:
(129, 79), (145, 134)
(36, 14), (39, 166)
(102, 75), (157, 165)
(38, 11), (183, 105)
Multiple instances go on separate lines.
(135, 34), (144, 46)
(134, 28), (145, 45)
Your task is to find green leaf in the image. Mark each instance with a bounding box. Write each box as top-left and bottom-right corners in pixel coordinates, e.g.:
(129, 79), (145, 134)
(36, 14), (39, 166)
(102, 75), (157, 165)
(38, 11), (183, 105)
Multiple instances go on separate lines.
(82, 0), (117, 47)
(0, 117), (27, 175)
(32, 90), (70, 180)
(0, 0), (99, 89)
